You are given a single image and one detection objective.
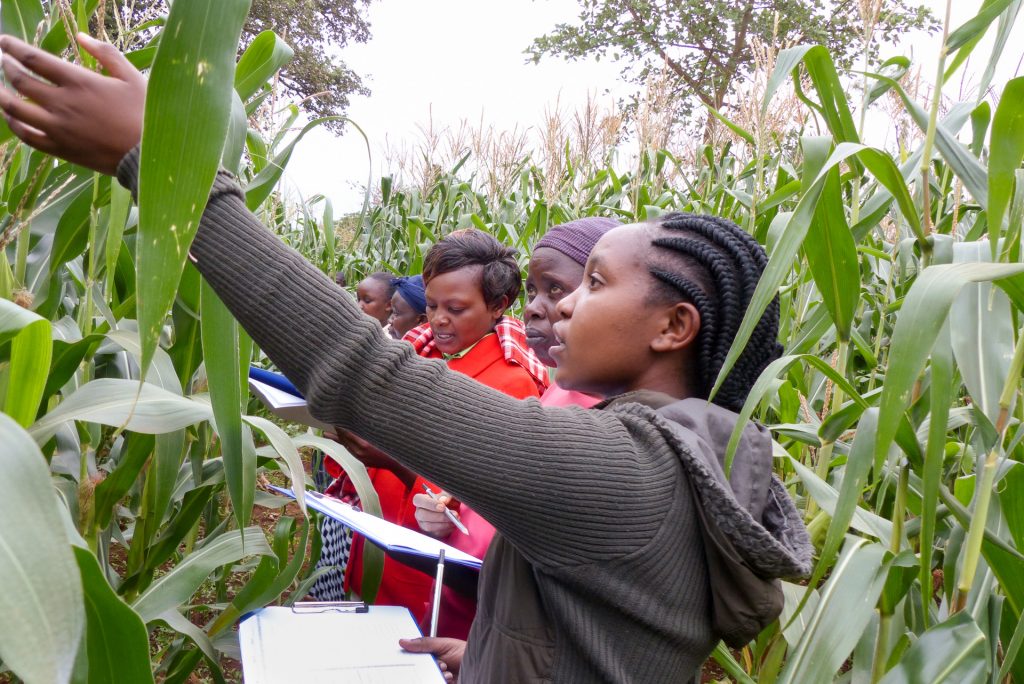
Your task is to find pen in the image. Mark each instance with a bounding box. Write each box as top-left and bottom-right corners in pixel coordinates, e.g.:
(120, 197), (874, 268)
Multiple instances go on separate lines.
(429, 549), (445, 637)
(421, 483), (470, 535)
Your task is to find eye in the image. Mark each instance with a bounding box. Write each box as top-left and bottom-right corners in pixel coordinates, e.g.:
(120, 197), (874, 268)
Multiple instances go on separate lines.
(449, 307), (465, 314)
(550, 284), (564, 297)
(588, 274), (601, 289)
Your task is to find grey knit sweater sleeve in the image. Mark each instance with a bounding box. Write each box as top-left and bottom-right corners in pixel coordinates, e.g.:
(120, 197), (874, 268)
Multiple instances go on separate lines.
(117, 150), (678, 569)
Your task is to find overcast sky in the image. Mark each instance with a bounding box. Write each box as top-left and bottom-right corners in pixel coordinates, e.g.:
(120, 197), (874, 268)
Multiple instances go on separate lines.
(284, 0), (1024, 213)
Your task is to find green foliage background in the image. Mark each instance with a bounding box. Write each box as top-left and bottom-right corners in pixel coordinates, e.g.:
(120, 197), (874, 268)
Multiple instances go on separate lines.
(2, 0), (1024, 682)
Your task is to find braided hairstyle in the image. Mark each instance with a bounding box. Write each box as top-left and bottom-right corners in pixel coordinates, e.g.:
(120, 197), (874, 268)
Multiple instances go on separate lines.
(647, 212), (783, 412)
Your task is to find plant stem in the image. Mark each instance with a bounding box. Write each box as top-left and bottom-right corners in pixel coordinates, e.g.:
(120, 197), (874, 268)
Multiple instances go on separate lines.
(871, 612), (893, 684)
(955, 327), (1024, 610)
(918, 0), (953, 240)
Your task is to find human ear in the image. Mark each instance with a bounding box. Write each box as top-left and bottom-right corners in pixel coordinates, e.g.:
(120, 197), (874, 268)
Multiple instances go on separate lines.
(489, 295), (510, 320)
(650, 302), (700, 352)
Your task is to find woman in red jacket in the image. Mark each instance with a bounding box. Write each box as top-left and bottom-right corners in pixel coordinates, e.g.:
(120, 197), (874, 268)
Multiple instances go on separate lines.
(340, 229), (546, 634)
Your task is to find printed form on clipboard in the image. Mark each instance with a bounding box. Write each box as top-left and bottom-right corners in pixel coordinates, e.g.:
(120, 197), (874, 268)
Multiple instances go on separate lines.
(270, 486), (483, 570)
(240, 605), (446, 683)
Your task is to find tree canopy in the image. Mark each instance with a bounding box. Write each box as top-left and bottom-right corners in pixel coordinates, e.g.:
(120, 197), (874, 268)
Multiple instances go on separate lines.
(107, 0), (375, 132)
(528, 0), (936, 121)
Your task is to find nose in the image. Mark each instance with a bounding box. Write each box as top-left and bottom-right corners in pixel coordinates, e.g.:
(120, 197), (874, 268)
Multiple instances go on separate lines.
(555, 285), (579, 320)
(524, 294), (545, 321)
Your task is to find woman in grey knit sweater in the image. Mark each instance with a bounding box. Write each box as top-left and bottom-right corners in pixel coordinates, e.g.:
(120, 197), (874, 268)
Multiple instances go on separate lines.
(0, 35), (813, 683)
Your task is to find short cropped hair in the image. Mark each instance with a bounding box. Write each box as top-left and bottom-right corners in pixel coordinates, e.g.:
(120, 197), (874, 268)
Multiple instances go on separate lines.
(422, 229), (521, 309)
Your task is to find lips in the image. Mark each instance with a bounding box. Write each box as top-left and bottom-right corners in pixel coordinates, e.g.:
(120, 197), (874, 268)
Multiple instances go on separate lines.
(548, 323), (566, 360)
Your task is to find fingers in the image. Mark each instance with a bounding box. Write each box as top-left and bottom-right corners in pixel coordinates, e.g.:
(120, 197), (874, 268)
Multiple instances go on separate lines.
(412, 493), (448, 511)
(399, 637), (432, 653)
(0, 81), (55, 134)
(1, 115), (57, 155)
(76, 33), (139, 82)
(0, 36), (78, 86)
(2, 55), (58, 103)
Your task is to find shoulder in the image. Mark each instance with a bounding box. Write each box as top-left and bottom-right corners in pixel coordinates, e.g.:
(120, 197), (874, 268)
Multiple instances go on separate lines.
(478, 360), (540, 399)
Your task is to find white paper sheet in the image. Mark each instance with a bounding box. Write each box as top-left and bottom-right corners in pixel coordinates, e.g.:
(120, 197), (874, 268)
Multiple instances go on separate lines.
(271, 487), (483, 569)
(248, 378), (333, 432)
(240, 605), (445, 683)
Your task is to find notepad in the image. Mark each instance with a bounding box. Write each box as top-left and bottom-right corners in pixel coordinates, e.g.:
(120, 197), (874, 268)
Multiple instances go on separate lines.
(248, 377), (333, 432)
(271, 486), (483, 570)
(239, 605), (445, 683)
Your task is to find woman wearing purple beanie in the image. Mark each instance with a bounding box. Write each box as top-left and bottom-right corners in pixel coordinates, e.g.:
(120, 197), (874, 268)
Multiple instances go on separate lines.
(526, 217), (621, 406)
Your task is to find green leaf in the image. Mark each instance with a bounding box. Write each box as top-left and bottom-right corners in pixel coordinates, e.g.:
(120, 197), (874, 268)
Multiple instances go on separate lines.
(201, 280), (252, 528)
(945, 0), (1016, 80)
(987, 77), (1024, 254)
(875, 263), (1024, 475)
(244, 116), (345, 210)
(136, 0), (252, 375)
(234, 30), (294, 102)
(950, 242), (1016, 423)
(93, 433), (155, 531)
(765, 45), (860, 147)
(803, 143), (859, 341)
(291, 435), (383, 602)
(0, 298), (52, 426)
(920, 323), (954, 624)
(74, 547), (154, 684)
(777, 539), (890, 684)
(132, 527), (272, 623)
(29, 378), (212, 444)
(49, 186), (94, 274)
(879, 612), (988, 684)
(104, 181), (132, 297)
(724, 352), (866, 472)
(0, 413), (84, 684)
(0, 0), (44, 42)
(713, 142), (921, 399)
(789, 451), (893, 544)
(6, 317), (51, 426)
(242, 414), (307, 515)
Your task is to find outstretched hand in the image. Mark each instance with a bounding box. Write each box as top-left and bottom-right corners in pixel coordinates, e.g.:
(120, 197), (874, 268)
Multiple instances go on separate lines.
(0, 33), (145, 175)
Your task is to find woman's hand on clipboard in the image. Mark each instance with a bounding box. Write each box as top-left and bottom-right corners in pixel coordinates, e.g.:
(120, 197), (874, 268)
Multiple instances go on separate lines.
(400, 636), (465, 682)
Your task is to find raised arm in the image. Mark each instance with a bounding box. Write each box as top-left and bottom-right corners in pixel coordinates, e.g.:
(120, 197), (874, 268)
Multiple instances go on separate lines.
(0, 35), (678, 569)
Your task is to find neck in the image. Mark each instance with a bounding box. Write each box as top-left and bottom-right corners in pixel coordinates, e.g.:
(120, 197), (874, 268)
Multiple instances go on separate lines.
(622, 354), (697, 400)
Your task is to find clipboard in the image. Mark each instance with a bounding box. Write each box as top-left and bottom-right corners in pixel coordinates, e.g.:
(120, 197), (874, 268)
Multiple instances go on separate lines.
(248, 376), (333, 432)
(239, 604), (446, 683)
(271, 486), (483, 595)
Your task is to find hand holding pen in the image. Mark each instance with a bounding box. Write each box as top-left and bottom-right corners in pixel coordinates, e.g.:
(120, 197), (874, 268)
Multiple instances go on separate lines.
(413, 484), (470, 537)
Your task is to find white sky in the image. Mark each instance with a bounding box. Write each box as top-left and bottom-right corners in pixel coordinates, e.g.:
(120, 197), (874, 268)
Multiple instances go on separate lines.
(284, 0), (1024, 213)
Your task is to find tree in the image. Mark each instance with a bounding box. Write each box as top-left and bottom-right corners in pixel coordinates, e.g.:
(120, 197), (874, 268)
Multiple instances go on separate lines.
(106, 0), (375, 132)
(244, 0), (373, 132)
(527, 0), (936, 127)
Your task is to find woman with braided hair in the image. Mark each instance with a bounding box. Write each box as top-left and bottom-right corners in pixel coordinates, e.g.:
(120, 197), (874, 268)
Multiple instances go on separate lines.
(0, 34), (812, 684)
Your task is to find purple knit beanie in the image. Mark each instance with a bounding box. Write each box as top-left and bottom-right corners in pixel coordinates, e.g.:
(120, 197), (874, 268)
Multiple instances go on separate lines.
(534, 217), (622, 266)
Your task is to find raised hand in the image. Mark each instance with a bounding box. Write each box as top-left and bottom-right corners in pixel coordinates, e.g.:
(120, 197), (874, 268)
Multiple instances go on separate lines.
(0, 33), (145, 175)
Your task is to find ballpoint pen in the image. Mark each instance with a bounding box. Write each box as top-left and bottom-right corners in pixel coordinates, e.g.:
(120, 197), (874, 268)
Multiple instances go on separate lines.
(421, 483), (470, 535)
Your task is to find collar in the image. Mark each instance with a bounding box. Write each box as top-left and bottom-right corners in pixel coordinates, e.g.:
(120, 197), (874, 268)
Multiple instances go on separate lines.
(442, 332), (495, 361)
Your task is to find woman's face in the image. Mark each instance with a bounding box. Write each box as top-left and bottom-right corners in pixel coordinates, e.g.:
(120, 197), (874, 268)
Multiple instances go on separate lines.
(425, 266), (507, 355)
(550, 224), (676, 397)
(356, 278), (393, 326)
(389, 290), (426, 339)
(524, 247), (585, 366)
